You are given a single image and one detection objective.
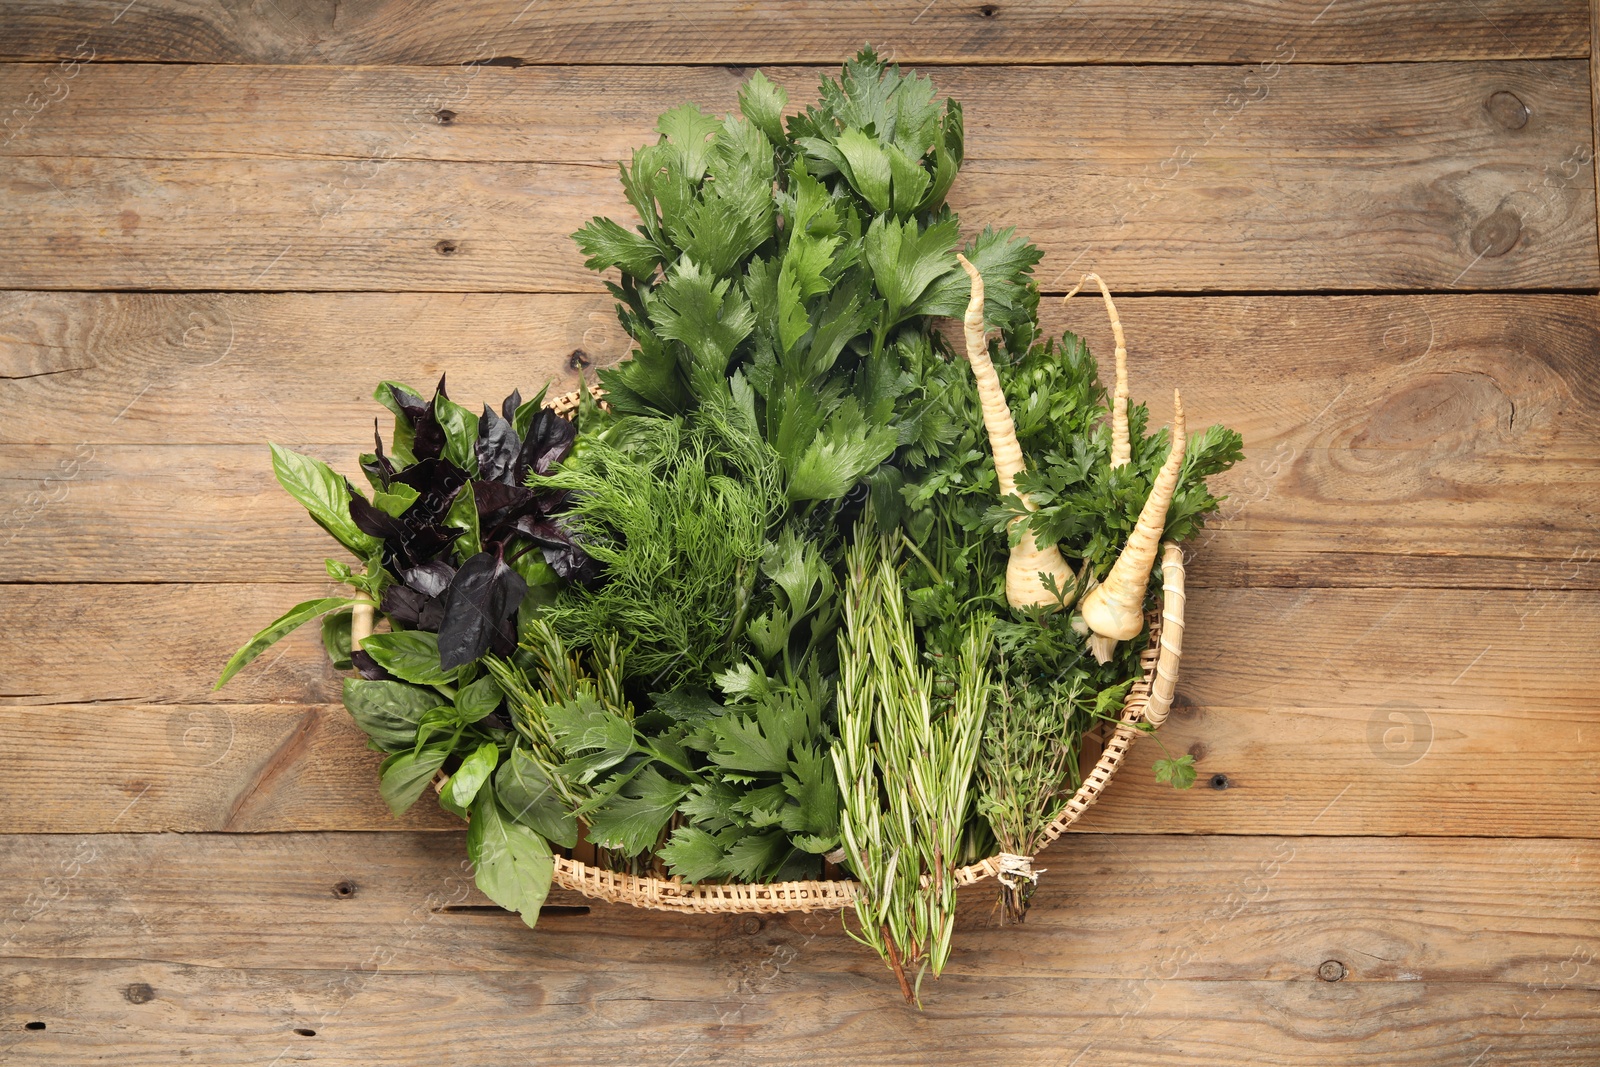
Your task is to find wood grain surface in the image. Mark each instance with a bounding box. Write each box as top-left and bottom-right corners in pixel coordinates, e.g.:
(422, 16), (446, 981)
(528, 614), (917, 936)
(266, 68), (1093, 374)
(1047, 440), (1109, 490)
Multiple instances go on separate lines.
(0, 0), (1588, 65)
(0, 835), (1595, 1064)
(1, 62), (1593, 292)
(1, 2), (1597, 1062)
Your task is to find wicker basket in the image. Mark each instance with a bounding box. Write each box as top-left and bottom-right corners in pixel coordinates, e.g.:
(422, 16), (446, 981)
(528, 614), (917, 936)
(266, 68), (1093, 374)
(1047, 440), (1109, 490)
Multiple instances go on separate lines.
(475, 389), (1189, 914)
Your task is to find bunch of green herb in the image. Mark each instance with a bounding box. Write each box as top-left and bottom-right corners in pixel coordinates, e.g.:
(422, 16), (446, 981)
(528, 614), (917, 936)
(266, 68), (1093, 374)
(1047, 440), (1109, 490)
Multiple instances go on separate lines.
(573, 47), (1041, 513)
(832, 531), (991, 1001)
(538, 406), (785, 690)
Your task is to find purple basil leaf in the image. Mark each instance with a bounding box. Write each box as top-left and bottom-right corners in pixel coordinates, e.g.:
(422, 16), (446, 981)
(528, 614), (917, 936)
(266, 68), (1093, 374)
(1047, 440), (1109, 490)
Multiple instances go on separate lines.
(394, 525), (462, 572)
(518, 408), (577, 478)
(472, 480), (546, 545)
(513, 516), (596, 582)
(501, 389), (523, 424)
(351, 649), (393, 680)
(511, 515), (569, 548)
(404, 375), (451, 461)
(388, 384), (429, 427)
(537, 487), (572, 514)
(363, 419), (395, 488)
(475, 404), (521, 485)
(411, 405), (446, 461)
(348, 484), (412, 541)
(438, 549), (528, 669)
(391, 458), (468, 520)
(382, 585), (447, 632)
(544, 541), (600, 584)
(402, 561), (457, 599)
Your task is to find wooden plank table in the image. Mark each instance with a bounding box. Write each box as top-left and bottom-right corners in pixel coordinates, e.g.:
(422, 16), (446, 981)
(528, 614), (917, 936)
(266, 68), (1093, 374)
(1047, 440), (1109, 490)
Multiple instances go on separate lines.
(1, 3), (1596, 1063)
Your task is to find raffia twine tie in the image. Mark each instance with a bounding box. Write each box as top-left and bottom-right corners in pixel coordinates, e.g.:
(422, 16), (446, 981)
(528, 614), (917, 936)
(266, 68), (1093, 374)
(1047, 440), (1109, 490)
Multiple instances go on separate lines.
(995, 852), (1043, 891)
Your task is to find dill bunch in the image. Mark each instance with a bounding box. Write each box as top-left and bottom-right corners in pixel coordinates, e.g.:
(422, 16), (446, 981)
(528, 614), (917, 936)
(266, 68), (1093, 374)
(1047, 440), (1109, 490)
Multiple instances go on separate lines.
(539, 410), (785, 689)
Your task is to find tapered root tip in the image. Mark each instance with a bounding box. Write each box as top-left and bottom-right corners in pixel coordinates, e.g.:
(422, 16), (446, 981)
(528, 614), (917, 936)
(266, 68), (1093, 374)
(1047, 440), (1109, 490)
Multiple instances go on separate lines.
(1062, 272), (1102, 303)
(957, 253), (986, 339)
(957, 253), (983, 295)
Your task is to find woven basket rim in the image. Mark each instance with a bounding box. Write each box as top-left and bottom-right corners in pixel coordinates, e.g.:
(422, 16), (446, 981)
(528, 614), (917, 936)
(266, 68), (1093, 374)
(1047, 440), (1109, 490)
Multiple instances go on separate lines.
(507, 388), (1188, 913)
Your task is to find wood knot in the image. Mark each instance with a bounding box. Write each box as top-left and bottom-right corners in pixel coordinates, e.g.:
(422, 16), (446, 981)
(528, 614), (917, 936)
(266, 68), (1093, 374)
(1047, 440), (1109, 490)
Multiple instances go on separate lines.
(1469, 209), (1521, 258)
(1318, 960), (1347, 982)
(977, 3), (1000, 15)
(1485, 90), (1528, 130)
(124, 983), (155, 1004)
(1209, 773), (1231, 790)
(435, 239), (459, 256)
(568, 348), (592, 370)
(434, 109), (457, 125)
(332, 880), (356, 898)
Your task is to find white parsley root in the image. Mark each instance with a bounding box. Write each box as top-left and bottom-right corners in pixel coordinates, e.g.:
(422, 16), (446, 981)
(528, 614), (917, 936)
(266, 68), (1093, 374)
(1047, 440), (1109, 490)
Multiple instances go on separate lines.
(957, 253), (1076, 611)
(1063, 272), (1130, 468)
(1080, 389), (1187, 663)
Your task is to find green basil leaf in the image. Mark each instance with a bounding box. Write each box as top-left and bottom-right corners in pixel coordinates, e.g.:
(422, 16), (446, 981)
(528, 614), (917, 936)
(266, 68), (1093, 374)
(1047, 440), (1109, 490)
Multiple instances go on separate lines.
(434, 394), (480, 475)
(372, 482), (420, 518)
(359, 630), (459, 686)
(495, 747), (578, 848)
(414, 706), (460, 751)
(511, 385), (549, 441)
(442, 740), (499, 811)
(379, 744), (450, 816)
(216, 596), (353, 689)
(321, 608), (353, 670)
(342, 678), (442, 751)
(374, 381), (421, 465)
(269, 444), (380, 558)
(445, 481), (480, 562)
(454, 676), (501, 724)
(467, 787), (554, 928)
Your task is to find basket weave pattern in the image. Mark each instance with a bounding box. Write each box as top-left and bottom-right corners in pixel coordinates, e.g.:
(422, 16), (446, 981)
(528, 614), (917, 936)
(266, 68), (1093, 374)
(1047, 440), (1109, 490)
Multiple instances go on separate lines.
(523, 391), (1189, 913)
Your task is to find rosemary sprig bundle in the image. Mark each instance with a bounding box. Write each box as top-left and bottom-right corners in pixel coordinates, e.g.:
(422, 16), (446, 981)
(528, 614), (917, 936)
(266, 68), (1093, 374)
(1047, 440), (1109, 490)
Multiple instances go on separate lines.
(833, 530), (990, 1000)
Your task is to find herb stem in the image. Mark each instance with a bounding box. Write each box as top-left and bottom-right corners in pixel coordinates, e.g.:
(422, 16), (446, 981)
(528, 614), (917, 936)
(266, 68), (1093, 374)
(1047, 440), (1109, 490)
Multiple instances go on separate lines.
(900, 531), (944, 584)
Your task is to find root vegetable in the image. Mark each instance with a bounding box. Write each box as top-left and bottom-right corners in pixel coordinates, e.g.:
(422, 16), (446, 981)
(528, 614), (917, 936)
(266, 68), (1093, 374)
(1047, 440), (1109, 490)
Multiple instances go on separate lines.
(957, 253), (1076, 611)
(1063, 273), (1130, 468)
(1080, 390), (1186, 663)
